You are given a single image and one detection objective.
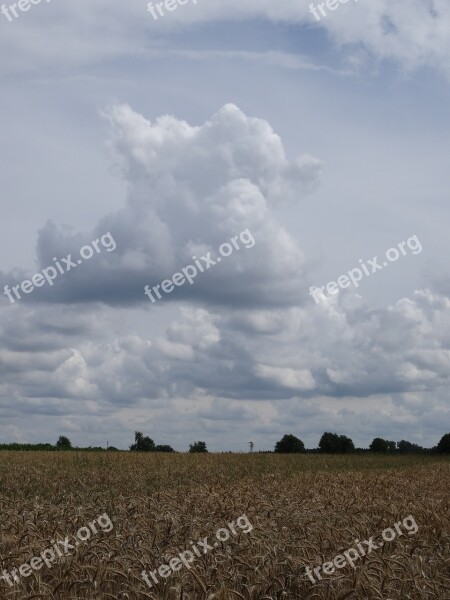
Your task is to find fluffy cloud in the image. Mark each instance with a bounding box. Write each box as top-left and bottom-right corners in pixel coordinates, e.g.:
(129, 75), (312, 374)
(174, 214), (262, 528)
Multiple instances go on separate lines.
(127, 289), (450, 403)
(2, 104), (320, 308)
(2, 287), (450, 449)
(312, 0), (450, 75)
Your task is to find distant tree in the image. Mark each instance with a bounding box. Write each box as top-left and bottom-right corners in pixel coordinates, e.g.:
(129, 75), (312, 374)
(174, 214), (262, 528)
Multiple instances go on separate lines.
(155, 445), (175, 453)
(0, 443), (54, 451)
(370, 437), (390, 453)
(133, 431), (144, 450)
(397, 440), (423, 454)
(387, 441), (397, 453)
(56, 436), (72, 450)
(436, 433), (450, 454)
(319, 432), (354, 453)
(339, 435), (355, 453)
(274, 434), (306, 453)
(107, 446), (119, 452)
(130, 431), (155, 452)
(189, 441), (208, 453)
(319, 432), (340, 453)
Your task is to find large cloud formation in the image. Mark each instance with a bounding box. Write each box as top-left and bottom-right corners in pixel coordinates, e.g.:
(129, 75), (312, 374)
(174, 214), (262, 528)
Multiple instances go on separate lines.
(1, 104), (449, 450)
(3, 104), (320, 307)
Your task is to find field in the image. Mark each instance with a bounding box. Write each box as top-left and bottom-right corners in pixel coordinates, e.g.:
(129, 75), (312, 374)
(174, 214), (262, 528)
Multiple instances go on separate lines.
(0, 452), (448, 600)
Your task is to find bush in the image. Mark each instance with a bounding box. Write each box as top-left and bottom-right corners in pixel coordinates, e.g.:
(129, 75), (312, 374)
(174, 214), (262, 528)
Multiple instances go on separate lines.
(155, 445), (175, 453)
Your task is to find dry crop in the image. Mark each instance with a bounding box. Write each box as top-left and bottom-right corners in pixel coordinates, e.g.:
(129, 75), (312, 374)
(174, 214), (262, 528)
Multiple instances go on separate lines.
(0, 452), (448, 599)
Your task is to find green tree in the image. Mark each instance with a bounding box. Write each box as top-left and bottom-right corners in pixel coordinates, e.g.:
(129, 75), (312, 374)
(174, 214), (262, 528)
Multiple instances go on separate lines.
(274, 434), (305, 453)
(387, 441), (397, 453)
(130, 431), (155, 452)
(189, 441), (208, 453)
(319, 432), (338, 453)
(318, 432), (353, 453)
(436, 433), (450, 454)
(339, 435), (355, 453)
(56, 436), (72, 450)
(397, 440), (423, 453)
(370, 437), (389, 453)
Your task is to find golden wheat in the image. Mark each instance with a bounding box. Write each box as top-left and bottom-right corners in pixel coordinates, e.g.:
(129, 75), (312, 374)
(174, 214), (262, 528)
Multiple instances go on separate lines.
(0, 452), (448, 599)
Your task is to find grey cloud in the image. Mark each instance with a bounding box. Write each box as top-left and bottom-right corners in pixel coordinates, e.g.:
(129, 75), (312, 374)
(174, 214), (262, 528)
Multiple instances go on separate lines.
(1, 104), (320, 309)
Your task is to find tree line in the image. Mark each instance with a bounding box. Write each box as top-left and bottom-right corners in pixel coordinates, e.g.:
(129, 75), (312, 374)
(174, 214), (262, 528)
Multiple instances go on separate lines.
(273, 432), (450, 454)
(0, 432), (449, 454)
(0, 433), (208, 453)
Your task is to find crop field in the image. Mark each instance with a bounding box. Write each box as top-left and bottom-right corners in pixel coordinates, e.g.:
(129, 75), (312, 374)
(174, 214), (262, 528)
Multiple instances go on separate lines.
(0, 452), (448, 600)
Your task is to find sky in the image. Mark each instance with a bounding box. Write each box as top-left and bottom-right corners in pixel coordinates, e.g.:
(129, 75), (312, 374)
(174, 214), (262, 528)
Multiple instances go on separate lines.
(0, 0), (449, 451)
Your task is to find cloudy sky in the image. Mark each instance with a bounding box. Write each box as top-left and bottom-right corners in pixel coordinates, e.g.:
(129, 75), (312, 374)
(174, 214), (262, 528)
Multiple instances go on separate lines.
(1, 0), (450, 451)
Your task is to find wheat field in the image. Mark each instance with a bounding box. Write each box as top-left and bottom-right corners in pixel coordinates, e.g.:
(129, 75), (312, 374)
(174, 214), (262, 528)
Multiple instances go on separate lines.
(0, 452), (448, 600)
